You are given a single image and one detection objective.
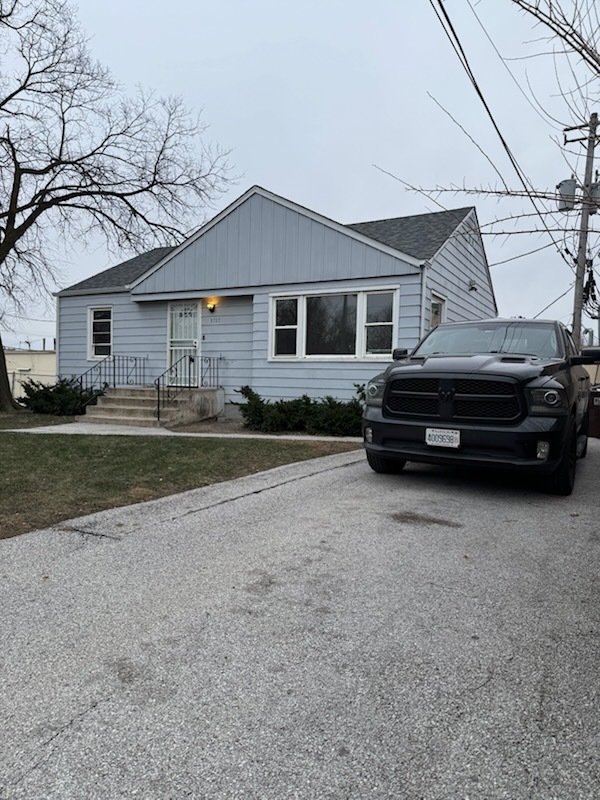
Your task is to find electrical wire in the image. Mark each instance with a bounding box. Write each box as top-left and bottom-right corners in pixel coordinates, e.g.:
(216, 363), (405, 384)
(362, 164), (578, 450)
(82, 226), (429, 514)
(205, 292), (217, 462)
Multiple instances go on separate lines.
(533, 283), (575, 317)
(429, 0), (575, 273)
(489, 241), (556, 266)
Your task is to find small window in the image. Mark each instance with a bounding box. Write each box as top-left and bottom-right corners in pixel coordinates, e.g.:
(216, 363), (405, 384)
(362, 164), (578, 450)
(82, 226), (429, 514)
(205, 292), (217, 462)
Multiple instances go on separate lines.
(89, 308), (112, 358)
(365, 292), (393, 354)
(431, 296), (445, 329)
(274, 298), (298, 356)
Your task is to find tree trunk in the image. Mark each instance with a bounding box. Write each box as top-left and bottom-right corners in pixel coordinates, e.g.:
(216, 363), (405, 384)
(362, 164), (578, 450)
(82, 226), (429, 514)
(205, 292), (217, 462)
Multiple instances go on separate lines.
(0, 330), (20, 413)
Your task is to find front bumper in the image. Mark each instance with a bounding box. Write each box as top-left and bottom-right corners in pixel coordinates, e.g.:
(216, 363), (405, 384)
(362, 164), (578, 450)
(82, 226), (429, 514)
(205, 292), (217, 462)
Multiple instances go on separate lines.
(362, 408), (569, 473)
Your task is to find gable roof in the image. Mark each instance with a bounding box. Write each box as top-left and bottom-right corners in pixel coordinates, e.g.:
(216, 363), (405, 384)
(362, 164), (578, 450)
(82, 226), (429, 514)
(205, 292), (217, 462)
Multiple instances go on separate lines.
(346, 207), (474, 261)
(57, 188), (477, 296)
(58, 247), (175, 295)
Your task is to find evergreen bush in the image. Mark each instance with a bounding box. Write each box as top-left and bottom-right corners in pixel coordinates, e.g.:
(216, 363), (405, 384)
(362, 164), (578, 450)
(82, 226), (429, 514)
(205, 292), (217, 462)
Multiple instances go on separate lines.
(237, 385), (364, 436)
(20, 378), (104, 416)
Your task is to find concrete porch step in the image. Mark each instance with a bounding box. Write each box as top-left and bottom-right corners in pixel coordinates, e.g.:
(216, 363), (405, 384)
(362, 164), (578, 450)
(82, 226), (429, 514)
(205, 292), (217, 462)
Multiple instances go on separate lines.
(80, 413), (162, 428)
(77, 385), (223, 427)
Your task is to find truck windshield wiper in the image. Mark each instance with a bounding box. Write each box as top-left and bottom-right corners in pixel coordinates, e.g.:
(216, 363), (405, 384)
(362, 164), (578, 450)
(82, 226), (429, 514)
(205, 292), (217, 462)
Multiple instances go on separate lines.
(489, 350), (538, 358)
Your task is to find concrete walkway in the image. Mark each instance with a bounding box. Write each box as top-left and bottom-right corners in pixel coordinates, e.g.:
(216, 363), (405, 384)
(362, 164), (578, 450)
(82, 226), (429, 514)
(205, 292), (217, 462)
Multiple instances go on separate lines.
(5, 420), (363, 443)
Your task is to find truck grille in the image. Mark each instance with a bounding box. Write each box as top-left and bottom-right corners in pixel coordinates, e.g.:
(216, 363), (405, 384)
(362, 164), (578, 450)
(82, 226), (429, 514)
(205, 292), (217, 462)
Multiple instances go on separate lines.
(385, 376), (522, 422)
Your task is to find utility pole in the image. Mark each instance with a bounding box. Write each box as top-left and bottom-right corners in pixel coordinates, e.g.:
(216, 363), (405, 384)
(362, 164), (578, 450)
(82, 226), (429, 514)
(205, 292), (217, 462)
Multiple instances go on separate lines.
(567, 112), (598, 349)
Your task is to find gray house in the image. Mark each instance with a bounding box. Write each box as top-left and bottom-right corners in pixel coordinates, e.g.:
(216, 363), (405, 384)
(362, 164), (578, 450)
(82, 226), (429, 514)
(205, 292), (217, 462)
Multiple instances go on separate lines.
(56, 186), (497, 422)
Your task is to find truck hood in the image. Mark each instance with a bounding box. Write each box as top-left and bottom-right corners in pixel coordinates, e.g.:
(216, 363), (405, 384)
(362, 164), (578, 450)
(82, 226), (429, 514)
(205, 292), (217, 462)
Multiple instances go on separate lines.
(385, 353), (564, 382)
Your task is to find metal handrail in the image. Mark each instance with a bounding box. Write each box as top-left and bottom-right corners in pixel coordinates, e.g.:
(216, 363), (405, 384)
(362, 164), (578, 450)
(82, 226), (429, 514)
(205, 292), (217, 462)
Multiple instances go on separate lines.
(77, 354), (148, 392)
(154, 355), (221, 421)
(76, 354), (148, 408)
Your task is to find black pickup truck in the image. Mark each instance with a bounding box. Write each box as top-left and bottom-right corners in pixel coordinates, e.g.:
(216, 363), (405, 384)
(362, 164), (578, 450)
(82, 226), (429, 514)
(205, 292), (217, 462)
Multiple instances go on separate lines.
(362, 318), (600, 495)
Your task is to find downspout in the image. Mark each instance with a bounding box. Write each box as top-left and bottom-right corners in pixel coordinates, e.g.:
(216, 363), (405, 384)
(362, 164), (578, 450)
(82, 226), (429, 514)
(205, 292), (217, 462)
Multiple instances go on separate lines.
(419, 261), (430, 340)
(55, 294), (60, 381)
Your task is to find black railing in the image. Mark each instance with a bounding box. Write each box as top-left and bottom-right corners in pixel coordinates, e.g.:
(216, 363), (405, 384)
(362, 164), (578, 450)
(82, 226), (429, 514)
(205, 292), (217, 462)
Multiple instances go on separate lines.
(200, 354), (220, 388)
(154, 355), (221, 421)
(77, 354), (148, 392)
(76, 355), (148, 406)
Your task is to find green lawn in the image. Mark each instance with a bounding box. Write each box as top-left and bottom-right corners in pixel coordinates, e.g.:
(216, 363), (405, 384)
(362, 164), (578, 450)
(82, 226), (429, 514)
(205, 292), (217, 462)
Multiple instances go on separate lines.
(0, 424), (361, 539)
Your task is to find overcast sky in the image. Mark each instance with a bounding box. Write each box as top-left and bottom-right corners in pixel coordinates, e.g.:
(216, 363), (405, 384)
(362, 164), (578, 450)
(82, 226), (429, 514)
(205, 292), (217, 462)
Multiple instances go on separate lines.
(6, 0), (599, 348)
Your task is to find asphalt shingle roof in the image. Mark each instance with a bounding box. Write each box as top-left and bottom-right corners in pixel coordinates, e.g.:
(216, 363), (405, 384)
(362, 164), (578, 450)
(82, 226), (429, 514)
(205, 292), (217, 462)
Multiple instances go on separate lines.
(346, 206), (474, 261)
(59, 247), (175, 294)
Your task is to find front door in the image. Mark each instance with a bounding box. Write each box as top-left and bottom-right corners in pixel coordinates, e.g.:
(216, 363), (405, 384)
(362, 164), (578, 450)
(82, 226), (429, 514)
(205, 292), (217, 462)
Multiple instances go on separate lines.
(168, 302), (199, 386)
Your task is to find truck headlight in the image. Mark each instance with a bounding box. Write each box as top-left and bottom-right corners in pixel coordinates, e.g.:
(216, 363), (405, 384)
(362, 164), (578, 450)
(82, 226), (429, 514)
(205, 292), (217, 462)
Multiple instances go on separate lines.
(366, 379), (385, 407)
(526, 387), (568, 415)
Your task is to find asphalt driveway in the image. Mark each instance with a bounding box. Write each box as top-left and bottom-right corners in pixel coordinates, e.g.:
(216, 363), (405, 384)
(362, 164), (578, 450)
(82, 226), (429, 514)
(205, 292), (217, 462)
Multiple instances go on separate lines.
(1, 443), (599, 799)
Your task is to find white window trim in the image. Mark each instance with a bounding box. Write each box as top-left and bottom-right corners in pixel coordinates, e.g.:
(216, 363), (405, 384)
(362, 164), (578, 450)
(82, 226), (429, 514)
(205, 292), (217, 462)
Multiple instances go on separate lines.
(269, 287), (399, 361)
(430, 292), (447, 329)
(87, 306), (113, 360)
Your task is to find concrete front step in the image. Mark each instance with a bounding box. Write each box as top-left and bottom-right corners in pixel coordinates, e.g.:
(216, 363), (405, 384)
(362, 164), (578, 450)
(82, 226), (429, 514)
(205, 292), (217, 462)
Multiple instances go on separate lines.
(77, 386), (223, 427)
(105, 387), (157, 398)
(86, 404), (162, 419)
(81, 413), (163, 428)
(93, 397), (161, 410)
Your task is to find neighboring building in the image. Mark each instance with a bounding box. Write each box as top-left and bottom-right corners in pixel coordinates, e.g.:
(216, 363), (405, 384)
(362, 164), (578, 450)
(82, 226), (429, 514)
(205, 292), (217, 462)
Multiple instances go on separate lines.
(5, 348), (57, 399)
(56, 185), (497, 414)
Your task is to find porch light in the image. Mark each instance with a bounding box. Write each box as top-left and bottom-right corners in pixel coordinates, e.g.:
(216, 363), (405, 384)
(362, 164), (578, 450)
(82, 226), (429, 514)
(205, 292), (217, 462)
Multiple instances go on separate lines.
(206, 302), (216, 313)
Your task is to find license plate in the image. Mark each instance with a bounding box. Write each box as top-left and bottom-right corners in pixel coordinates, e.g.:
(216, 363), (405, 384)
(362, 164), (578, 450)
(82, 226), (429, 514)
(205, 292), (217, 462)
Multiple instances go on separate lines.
(425, 428), (461, 448)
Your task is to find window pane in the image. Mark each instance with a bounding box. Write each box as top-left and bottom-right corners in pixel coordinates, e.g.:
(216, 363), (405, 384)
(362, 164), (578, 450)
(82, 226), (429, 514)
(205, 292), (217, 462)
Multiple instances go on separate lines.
(276, 298), (297, 326)
(91, 308), (111, 357)
(367, 293), (393, 323)
(431, 300), (443, 329)
(306, 294), (357, 355)
(366, 325), (392, 354)
(275, 328), (297, 356)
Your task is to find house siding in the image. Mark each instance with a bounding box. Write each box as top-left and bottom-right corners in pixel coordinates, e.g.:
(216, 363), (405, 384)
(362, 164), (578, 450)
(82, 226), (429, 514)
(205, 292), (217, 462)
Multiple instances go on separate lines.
(57, 293), (169, 381)
(200, 296), (253, 402)
(425, 210), (496, 330)
(57, 293), (254, 397)
(131, 193), (419, 296)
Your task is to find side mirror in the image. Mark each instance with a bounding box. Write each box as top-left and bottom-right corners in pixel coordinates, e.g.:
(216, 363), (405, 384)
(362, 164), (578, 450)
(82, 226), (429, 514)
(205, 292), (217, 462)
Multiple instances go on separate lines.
(392, 348), (408, 361)
(571, 346), (600, 365)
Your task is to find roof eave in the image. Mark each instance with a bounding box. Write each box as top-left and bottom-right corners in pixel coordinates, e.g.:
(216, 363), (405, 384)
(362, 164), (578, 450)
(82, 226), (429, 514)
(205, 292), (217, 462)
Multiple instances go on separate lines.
(55, 286), (128, 298)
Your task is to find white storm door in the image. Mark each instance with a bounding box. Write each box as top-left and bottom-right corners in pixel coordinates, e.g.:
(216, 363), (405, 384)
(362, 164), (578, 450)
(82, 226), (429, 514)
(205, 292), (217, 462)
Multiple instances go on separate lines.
(168, 302), (199, 386)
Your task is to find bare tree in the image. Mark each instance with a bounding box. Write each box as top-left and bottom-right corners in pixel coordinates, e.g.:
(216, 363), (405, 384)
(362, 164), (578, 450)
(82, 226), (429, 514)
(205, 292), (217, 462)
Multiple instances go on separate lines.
(511, 1), (600, 79)
(0, 0), (230, 412)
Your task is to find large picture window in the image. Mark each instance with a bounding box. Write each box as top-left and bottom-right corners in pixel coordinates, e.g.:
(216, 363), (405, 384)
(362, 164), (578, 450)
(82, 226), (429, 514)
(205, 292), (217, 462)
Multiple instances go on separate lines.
(306, 294), (357, 355)
(89, 307), (112, 358)
(272, 290), (396, 358)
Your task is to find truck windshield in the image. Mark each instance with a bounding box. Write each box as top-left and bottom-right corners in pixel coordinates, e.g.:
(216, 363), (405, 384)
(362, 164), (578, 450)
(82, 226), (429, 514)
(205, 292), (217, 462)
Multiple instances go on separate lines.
(413, 322), (561, 359)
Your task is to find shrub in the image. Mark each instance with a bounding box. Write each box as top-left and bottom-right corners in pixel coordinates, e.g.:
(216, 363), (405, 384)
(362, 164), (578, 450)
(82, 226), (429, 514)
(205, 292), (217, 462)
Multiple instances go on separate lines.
(237, 385), (363, 436)
(20, 378), (104, 416)
(305, 396), (363, 437)
(236, 386), (266, 430)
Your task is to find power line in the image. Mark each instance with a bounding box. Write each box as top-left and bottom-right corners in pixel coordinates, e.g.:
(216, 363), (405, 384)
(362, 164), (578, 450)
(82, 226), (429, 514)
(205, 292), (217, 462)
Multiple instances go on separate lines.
(1, 311), (55, 323)
(489, 241), (556, 266)
(428, 0), (575, 273)
(533, 283), (574, 318)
